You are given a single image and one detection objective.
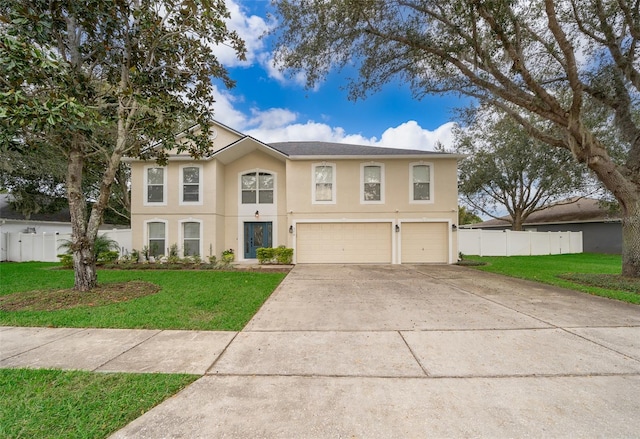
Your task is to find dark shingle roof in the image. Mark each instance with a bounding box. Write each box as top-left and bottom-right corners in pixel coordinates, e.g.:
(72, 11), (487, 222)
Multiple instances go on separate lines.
(268, 141), (450, 157)
(0, 194), (71, 222)
(471, 197), (620, 228)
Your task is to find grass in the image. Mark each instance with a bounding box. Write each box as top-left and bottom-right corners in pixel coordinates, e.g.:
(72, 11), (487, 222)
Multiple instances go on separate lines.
(463, 253), (640, 304)
(0, 368), (198, 439)
(0, 262), (287, 330)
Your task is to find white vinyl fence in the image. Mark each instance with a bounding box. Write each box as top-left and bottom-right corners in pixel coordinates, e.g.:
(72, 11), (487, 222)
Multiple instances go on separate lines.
(458, 229), (583, 257)
(2, 229), (132, 262)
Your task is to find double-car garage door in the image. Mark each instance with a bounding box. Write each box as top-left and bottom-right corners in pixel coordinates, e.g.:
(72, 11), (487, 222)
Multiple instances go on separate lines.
(295, 222), (449, 264)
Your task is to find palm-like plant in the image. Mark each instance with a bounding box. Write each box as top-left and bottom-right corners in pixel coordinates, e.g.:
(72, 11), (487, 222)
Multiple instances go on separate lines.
(58, 234), (120, 259)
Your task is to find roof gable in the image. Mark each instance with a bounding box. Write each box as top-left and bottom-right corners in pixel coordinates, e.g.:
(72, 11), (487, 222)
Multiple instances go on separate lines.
(211, 136), (288, 164)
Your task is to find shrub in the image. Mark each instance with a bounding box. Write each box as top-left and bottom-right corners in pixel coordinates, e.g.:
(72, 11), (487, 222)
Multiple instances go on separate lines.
(57, 253), (73, 268)
(275, 246), (294, 264)
(257, 246), (293, 265)
(58, 234), (120, 260)
(221, 249), (235, 264)
(98, 250), (120, 264)
(257, 247), (276, 264)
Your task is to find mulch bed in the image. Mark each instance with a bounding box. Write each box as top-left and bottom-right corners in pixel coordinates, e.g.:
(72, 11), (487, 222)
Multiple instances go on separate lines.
(0, 281), (161, 312)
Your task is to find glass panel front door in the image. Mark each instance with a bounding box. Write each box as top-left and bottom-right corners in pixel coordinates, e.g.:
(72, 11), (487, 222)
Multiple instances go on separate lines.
(244, 222), (272, 259)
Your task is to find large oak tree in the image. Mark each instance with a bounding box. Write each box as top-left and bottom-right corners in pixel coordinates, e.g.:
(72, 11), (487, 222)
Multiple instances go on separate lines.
(455, 106), (594, 230)
(0, 0), (245, 290)
(272, 0), (640, 276)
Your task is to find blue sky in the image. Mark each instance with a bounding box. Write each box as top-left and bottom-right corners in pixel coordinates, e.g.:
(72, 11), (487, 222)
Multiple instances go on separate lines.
(210, 0), (467, 150)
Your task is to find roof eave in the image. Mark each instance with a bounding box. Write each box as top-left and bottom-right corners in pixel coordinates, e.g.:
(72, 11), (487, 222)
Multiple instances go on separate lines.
(286, 153), (465, 160)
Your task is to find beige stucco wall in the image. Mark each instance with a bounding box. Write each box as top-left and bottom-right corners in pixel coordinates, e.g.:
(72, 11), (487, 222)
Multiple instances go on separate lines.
(129, 140), (460, 262)
(284, 157), (459, 261)
(129, 122), (245, 254)
(223, 149), (288, 257)
(285, 158), (458, 214)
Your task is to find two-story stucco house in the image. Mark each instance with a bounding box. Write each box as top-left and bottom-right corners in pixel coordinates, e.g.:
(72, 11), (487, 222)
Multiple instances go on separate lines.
(129, 121), (461, 264)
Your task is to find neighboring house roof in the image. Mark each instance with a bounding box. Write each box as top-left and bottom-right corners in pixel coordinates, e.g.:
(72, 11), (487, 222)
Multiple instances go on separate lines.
(0, 194), (71, 223)
(269, 141), (461, 159)
(0, 194), (128, 229)
(468, 197), (621, 228)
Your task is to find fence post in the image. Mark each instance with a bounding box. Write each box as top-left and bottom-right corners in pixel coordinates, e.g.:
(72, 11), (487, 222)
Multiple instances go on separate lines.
(505, 230), (510, 257)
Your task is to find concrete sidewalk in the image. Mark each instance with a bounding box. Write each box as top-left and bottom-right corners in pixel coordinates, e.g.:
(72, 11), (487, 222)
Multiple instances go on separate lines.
(2, 264), (640, 437)
(0, 327), (236, 374)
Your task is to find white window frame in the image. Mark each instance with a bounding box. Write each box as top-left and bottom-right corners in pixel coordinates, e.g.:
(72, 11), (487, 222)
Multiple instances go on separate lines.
(144, 219), (168, 257)
(360, 162), (385, 204)
(409, 162), (434, 204)
(144, 166), (167, 206)
(179, 219), (203, 257)
(312, 162), (337, 204)
(179, 164), (203, 205)
(240, 170), (276, 205)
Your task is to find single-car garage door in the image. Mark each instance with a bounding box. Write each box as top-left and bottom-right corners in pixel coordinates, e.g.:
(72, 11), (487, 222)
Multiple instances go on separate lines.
(296, 222), (392, 263)
(401, 222), (449, 263)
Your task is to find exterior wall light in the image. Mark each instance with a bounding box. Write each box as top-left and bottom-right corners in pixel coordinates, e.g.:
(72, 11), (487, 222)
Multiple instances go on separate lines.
(395, 224), (400, 232)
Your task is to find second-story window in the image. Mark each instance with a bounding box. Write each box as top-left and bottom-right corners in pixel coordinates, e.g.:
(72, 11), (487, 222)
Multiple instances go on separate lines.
(313, 163), (336, 203)
(362, 164), (383, 203)
(242, 172), (274, 204)
(146, 167), (165, 204)
(181, 166), (200, 203)
(411, 163), (432, 202)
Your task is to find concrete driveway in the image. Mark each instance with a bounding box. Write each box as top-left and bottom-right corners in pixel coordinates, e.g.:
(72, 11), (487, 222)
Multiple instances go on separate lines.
(109, 264), (640, 438)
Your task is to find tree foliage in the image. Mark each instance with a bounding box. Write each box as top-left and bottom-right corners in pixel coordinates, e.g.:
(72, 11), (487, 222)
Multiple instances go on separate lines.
(0, 0), (245, 290)
(458, 205), (482, 225)
(455, 106), (594, 230)
(272, 0), (640, 276)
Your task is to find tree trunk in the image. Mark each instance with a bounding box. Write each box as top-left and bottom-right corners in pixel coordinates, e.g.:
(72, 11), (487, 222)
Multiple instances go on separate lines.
(622, 202), (640, 277)
(512, 211), (524, 231)
(67, 144), (97, 291)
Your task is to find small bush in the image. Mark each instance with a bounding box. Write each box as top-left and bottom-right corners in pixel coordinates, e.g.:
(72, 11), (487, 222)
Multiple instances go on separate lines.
(98, 250), (120, 264)
(57, 253), (73, 268)
(276, 246), (293, 264)
(257, 246), (293, 265)
(221, 249), (235, 264)
(257, 247), (276, 264)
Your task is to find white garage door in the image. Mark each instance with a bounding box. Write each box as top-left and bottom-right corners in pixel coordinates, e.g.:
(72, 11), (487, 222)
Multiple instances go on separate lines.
(296, 222), (392, 263)
(401, 222), (449, 263)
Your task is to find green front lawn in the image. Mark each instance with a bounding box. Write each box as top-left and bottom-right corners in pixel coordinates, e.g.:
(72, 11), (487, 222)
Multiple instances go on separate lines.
(0, 262), (286, 330)
(0, 368), (198, 439)
(463, 253), (639, 304)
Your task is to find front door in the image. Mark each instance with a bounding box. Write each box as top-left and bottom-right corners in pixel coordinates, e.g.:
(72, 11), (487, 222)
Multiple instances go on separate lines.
(244, 222), (272, 259)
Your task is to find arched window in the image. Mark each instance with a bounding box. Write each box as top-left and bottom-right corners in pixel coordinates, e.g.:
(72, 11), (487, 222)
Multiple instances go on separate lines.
(241, 171), (274, 204)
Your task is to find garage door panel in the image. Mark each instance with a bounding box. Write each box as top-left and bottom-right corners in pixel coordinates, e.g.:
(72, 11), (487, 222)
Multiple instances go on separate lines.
(297, 223), (392, 264)
(401, 222), (448, 263)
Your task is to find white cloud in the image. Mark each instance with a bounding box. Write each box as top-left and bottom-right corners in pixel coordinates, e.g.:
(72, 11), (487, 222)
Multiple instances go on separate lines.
(243, 117), (455, 151)
(378, 121), (457, 150)
(212, 1), (274, 67)
(208, 85), (248, 129)
(208, 85), (455, 151)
